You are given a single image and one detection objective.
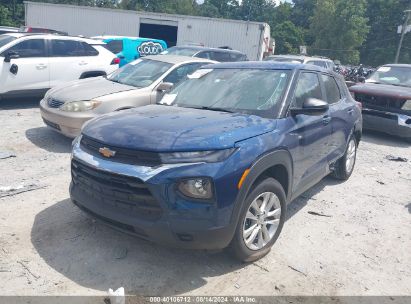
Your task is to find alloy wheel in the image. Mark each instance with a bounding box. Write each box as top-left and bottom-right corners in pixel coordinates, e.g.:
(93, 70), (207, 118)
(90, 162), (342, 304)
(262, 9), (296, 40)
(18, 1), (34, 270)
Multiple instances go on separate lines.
(242, 192), (281, 251)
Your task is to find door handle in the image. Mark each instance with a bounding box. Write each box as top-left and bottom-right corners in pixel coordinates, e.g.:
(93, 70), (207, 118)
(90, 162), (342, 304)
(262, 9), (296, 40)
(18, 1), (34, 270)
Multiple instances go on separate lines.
(347, 108), (354, 115)
(78, 61), (88, 66)
(322, 116), (331, 125)
(36, 64), (47, 70)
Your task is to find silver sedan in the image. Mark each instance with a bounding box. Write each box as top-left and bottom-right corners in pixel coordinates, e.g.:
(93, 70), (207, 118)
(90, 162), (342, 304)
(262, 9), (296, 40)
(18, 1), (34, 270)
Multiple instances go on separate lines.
(40, 55), (215, 138)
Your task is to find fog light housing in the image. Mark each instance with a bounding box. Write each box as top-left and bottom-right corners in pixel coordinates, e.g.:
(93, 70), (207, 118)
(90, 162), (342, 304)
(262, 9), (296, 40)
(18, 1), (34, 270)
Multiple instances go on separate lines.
(177, 178), (213, 200)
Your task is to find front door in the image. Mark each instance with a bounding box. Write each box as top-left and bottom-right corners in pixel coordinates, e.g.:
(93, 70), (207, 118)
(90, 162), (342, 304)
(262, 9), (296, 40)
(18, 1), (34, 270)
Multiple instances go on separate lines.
(0, 38), (49, 94)
(287, 71), (332, 193)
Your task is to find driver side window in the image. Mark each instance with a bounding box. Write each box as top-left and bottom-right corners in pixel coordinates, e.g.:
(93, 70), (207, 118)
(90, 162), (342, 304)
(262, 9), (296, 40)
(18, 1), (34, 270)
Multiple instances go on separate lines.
(3, 39), (46, 58)
(293, 72), (322, 108)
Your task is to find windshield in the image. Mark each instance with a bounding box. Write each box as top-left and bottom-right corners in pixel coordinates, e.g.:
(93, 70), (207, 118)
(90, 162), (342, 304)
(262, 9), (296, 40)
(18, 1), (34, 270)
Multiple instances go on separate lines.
(366, 66), (411, 87)
(162, 68), (290, 117)
(161, 47), (198, 57)
(108, 59), (172, 88)
(0, 35), (16, 50)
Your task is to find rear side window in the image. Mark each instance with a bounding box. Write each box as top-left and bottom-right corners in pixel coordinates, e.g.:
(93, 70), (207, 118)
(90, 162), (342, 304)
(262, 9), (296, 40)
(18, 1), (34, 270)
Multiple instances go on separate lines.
(306, 60), (327, 68)
(210, 51), (232, 62)
(196, 51), (211, 59)
(4, 39), (46, 58)
(229, 52), (247, 61)
(104, 40), (123, 54)
(51, 40), (99, 57)
(293, 72), (322, 108)
(321, 74), (341, 104)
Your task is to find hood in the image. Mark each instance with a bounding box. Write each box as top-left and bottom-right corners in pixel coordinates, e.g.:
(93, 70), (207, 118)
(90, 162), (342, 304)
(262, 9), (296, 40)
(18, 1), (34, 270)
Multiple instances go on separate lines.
(48, 77), (137, 102)
(350, 82), (411, 99)
(82, 105), (277, 151)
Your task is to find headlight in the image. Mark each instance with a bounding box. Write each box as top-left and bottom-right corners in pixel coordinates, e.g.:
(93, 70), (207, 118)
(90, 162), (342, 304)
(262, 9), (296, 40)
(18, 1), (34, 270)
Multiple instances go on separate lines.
(402, 100), (411, 111)
(177, 178), (213, 200)
(159, 148), (236, 164)
(71, 134), (82, 148)
(60, 100), (101, 112)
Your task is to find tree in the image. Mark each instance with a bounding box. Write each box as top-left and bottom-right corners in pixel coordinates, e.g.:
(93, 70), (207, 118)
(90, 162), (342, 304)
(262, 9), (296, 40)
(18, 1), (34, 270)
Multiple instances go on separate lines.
(309, 0), (369, 64)
(272, 21), (304, 54)
(360, 0), (411, 66)
(0, 4), (13, 26)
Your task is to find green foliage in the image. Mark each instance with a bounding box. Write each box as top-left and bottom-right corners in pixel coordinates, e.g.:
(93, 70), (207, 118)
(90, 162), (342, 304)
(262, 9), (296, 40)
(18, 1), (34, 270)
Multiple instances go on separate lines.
(272, 21), (304, 54)
(308, 0), (369, 64)
(0, 0), (409, 66)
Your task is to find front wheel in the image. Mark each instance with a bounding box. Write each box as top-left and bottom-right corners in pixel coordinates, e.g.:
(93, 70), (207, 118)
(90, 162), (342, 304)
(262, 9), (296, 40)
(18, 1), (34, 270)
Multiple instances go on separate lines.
(230, 178), (286, 262)
(332, 136), (357, 180)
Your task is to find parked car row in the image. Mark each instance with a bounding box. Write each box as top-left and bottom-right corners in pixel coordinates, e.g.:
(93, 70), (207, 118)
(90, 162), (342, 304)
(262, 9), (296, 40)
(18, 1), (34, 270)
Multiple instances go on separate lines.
(2, 28), (408, 261)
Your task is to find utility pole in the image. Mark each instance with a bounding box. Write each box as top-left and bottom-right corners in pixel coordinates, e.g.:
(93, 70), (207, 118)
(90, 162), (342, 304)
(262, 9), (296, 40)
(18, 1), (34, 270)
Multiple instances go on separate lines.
(395, 9), (411, 63)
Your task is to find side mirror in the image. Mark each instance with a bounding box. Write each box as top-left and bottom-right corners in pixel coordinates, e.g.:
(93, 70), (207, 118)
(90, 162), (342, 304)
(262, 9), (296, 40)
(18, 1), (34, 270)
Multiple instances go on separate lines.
(4, 51), (19, 63)
(290, 98), (329, 116)
(156, 82), (174, 92)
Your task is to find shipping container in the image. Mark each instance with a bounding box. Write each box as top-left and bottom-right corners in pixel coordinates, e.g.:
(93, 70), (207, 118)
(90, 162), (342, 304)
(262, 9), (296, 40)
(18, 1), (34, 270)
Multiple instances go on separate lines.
(24, 1), (271, 60)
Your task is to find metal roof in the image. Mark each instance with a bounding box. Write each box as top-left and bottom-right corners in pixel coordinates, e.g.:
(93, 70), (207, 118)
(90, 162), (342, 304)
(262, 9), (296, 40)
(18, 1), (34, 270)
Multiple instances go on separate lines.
(201, 61), (327, 71)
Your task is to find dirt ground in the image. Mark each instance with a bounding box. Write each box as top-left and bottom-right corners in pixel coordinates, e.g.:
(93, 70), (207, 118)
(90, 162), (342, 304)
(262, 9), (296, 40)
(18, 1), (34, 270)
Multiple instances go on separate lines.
(0, 98), (410, 298)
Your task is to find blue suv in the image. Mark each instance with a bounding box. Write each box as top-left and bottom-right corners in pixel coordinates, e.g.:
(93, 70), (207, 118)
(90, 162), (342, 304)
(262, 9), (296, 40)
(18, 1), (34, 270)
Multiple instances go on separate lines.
(70, 62), (362, 261)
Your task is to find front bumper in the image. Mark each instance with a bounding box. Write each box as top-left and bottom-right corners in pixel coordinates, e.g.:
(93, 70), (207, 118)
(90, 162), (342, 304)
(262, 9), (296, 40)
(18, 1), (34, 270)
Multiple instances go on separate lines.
(362, 108), (411, 140)
(69, 137), (243, 250)
(39, 99), (96, 138)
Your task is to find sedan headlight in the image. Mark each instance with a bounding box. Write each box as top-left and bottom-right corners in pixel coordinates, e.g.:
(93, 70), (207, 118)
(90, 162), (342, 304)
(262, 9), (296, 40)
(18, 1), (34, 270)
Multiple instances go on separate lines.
(402, 100), (411, 111)
(159, 148), (236, 164)
(177, 178), (213, 200)
(60, 100), (101, 112)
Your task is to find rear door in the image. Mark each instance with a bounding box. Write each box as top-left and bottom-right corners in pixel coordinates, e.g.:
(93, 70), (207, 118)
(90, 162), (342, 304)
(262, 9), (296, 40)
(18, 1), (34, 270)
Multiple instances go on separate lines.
(287, 71), (332, 192)
(48, 39), (99, 87)
(0, 38), (49, 93)
(321, 74), (354, 162)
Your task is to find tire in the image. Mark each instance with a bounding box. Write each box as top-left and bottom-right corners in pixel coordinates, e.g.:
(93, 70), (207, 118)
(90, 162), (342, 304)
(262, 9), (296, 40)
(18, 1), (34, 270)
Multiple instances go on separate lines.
(331, 136), (357, 180)
(230, 178), (286, 262)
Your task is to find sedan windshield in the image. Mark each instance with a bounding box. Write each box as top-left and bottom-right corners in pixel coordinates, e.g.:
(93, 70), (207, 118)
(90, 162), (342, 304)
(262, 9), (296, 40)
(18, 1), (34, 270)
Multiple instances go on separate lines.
(0, 35), (16, 50)
(163, 68), (290, 117)
(161, 47), (198, 57)
(366, 66), (411, 87)
(108, 59), (172, 88)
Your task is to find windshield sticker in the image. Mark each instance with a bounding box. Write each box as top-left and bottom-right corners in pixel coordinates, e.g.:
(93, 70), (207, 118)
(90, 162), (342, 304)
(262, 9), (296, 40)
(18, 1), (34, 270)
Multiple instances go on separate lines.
(188, 69), (213, 79)
(160, 94), (177, 105)
(378, 66), (391, 72)
(280, 73), (286, 78)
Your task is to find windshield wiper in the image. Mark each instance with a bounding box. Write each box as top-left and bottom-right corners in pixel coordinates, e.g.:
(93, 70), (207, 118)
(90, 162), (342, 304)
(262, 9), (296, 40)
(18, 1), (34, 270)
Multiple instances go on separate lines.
(199, 106), (234, 113)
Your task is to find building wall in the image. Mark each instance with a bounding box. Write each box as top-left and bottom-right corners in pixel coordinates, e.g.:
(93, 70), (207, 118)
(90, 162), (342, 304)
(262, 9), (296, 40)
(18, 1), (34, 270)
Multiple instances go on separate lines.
(24, 1), (269, 60)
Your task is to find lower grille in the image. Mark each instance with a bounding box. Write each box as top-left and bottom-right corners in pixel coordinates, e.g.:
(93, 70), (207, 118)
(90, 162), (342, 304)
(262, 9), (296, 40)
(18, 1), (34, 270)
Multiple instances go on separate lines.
(47, 98), (65, 108)
(43, 118), (61, 130)
(71, 159), (162, 221)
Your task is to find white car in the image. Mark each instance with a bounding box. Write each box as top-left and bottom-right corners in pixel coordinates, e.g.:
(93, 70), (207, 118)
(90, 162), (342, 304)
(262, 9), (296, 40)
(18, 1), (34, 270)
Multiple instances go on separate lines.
(0, 33), (119, 99)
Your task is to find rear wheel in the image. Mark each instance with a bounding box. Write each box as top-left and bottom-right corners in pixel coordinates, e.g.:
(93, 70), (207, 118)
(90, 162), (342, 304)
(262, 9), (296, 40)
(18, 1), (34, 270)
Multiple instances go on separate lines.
(230, 178), (286, 262)
(332, 136), (357, 180)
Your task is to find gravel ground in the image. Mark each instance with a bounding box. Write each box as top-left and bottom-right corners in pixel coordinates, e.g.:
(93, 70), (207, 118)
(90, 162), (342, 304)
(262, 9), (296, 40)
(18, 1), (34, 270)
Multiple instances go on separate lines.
(0, 99), (410, 297)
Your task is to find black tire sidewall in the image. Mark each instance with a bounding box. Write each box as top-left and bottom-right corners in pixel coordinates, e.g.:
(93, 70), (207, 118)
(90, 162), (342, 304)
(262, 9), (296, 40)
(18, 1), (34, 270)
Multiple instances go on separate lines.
(230, 178), (286, 262)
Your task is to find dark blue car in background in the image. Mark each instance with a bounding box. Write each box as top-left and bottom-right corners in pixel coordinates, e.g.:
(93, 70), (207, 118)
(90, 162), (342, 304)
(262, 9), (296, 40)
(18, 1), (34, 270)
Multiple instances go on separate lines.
(70, 62), (362, 261)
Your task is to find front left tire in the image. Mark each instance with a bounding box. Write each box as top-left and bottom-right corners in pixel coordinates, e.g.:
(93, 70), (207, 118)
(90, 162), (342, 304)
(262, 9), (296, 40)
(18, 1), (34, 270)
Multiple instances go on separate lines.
(230, 177), (286, 262)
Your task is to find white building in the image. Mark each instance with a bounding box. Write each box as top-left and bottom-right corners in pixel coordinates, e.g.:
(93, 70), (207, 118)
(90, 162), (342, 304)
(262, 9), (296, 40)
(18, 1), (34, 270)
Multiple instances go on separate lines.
(24, 1), (271, 60)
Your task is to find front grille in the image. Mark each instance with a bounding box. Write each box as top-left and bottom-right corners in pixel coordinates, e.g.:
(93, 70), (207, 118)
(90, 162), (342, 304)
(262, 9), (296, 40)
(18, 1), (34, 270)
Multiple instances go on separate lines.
(71, 159), (162, 221)
(355, 93), (409, 115)
(43, 118), (61, 130)
(47, 98), (65, 108)
(80, 135), (162, 167)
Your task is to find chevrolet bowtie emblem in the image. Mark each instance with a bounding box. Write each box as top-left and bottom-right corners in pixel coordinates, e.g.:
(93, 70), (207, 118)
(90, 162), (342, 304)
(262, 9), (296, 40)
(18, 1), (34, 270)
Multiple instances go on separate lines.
(99, 147), (116, 158)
